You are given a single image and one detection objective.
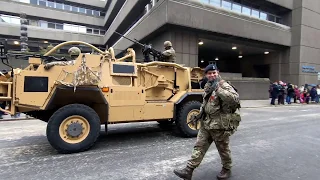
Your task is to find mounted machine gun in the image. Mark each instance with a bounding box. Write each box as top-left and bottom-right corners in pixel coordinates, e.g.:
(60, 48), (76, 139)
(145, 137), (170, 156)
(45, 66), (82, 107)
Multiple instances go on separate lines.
(115, 31), (164, 62)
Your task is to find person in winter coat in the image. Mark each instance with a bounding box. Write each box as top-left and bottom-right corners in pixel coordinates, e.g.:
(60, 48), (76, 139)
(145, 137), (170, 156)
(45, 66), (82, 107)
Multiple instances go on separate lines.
(278, 82), (285, 105)
(270, 82), (279, 105)
(310, 86), (317, 102)
(294, 85), (300, 103)
(286, 83), (294, 104)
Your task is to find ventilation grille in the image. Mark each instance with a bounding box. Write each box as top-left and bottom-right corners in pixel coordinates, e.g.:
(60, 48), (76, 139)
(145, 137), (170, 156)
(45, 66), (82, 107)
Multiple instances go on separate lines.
(112, 77), (131, 85)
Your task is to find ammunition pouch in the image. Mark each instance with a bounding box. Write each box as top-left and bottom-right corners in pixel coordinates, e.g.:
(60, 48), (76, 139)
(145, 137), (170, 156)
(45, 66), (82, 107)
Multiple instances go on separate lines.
(220, 113), (241, 131)
(205, 113), (241, 131)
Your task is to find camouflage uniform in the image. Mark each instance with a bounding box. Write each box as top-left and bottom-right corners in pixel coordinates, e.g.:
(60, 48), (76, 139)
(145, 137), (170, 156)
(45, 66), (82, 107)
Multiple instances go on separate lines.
(44, 47), (81, 70)
(162, 41), (176, 63)
(174, 73), (241, 180)
(188, 78), (240, 169)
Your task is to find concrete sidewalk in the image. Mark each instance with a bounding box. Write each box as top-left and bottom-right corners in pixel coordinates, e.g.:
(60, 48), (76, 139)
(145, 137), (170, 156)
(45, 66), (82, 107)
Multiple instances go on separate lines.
(240, 99), (319, 108)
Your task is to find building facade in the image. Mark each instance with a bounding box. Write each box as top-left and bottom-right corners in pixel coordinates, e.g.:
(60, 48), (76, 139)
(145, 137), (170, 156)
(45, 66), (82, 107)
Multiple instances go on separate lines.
(0, 0), (319, 86)
(106, 0), (320, 86)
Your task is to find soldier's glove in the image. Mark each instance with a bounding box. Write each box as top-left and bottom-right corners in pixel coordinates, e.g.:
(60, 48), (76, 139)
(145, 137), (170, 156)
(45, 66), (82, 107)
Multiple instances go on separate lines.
(212, 80), (219, 92)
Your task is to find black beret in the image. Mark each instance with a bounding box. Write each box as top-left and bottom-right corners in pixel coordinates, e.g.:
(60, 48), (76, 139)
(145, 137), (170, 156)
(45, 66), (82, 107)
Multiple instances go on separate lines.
(204, 64), (217, 73)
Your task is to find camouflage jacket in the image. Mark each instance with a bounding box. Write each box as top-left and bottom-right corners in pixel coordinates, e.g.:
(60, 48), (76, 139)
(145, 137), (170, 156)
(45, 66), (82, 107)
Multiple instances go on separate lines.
(201, 80), (241, 131)
(45, 60), (76, 67)
(162, 48), (176, 62)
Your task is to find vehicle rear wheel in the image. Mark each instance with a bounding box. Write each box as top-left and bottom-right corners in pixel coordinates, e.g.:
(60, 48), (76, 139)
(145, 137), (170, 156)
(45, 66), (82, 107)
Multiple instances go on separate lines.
(46, 104), (101, 154)
(175, 101), (202, 137)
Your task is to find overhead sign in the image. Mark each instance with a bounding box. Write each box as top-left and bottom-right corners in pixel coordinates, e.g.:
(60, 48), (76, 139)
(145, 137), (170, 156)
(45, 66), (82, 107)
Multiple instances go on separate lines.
(302, 66), (318, 73)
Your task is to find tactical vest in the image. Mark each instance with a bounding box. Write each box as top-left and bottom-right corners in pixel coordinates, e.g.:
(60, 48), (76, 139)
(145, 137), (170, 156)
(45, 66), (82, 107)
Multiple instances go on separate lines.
(203, 80), (241, 131)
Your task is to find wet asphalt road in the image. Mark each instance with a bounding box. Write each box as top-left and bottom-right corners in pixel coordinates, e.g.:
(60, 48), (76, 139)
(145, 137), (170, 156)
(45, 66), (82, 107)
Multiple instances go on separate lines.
(0, 104), (319, 180)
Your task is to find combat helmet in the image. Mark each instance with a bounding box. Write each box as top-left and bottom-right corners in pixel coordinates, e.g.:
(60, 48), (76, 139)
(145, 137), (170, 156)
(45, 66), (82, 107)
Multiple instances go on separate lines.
(68, 47), (81, 57)
(164, 41), (172, 48)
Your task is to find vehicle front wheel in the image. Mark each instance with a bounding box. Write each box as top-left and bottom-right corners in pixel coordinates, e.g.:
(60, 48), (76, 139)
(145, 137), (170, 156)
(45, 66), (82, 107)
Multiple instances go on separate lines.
(175, 101), (202, 137)
(46, 104), (101, 154)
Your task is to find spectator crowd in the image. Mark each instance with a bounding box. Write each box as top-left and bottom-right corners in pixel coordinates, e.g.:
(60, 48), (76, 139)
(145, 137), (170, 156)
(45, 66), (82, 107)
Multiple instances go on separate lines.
(269, 81), (320, 105)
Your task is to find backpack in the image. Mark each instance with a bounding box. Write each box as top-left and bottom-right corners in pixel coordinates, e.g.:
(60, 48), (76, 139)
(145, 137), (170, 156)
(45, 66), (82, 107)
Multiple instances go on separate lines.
(217, 81), (242, 132)
(218, 80), (241, 113)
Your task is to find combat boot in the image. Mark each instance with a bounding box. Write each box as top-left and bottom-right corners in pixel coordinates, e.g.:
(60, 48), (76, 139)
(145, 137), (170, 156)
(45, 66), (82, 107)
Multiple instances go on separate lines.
(173, 166), (194, 180)
(217, 167), (231, 179)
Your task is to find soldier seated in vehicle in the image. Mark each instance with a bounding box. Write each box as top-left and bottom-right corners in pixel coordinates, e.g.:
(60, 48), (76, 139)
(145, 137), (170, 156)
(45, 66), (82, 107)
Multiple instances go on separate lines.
(44, 47), (81, 70)
(161, 41), (176, 63)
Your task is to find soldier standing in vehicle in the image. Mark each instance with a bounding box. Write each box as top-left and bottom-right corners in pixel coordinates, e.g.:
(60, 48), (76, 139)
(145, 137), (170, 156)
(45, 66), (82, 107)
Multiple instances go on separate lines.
(173, 64), (241, 180)
(44, 47), (81, 70)
(162, 41), (176, 63)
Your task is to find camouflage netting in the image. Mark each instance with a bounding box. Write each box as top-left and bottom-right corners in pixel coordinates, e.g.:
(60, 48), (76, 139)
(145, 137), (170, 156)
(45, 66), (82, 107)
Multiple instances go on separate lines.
(56, 55), (105, 92)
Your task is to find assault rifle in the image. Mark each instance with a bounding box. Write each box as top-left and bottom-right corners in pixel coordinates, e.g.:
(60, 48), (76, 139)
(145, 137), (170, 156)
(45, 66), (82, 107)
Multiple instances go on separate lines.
(114, 31), (164, 62)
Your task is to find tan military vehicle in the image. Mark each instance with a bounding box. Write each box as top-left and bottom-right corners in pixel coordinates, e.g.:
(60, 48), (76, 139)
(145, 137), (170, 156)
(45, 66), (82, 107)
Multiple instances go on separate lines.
(0, 40), (205, 154)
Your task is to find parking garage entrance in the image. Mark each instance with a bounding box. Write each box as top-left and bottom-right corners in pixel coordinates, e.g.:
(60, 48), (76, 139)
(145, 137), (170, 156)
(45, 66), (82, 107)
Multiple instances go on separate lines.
(197, 37), (283, 80)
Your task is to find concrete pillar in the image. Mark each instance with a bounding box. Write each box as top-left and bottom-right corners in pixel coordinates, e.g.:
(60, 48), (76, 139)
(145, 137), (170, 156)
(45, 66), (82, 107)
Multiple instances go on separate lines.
(288, 0), (320, 85)
(171, 29), (198, 67)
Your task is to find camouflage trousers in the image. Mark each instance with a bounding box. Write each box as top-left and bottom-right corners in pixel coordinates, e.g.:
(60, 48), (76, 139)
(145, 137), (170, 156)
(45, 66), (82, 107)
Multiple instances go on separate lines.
(187, 127), (232, 170)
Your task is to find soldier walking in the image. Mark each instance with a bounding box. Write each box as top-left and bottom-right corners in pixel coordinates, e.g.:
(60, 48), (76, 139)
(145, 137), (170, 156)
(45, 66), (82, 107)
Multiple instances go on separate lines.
(173, 64), (241, 180)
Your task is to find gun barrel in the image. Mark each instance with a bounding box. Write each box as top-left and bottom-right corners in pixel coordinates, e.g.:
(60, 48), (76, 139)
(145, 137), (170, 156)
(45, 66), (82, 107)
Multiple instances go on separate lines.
(115, 31), (145, 47)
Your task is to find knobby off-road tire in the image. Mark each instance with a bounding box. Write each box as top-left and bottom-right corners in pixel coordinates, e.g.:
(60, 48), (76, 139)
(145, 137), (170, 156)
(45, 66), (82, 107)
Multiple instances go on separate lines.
(46, 104), (101, 154)
(175, 101), (202, 137)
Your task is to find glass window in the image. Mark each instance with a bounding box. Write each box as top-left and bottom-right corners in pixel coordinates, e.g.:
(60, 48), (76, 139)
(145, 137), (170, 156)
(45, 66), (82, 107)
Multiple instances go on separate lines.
(71, 6), (78, 12)
(251, 9), (259, 18)
(210, 0), (220, 6)
(28, 19), (38, 26)
(242, 6), (251, 15)
(0, 16), (11, 23)
(232, 3), (241, 13)
(47, 1), (54, 8)
(222, 0), (231, 10)
(30, 0), (38, 5)
(48, 22), (55, 29)
(39, 20), (48, 28)
(86, 9), (93, 15)
(64, 5), (71, 11)
(13, 19), (21, 24)
(79, 8), (86, 14)
(200, 0), (209, 3)
(267, 14), (275, 22)
(56, 24), (63, 29)
(19, 0), (30, 3)
(93, 10), (100, 16)
(39, 0), (46, 6)
(0, 17), (5, 23)
(63, 24), (73, 31)
(79, 26), (86, 33)
(71, 25), (79, 32)
(100, 12), (106, 16)
(56, 3), (63, 9)
(276, 17), (281, 23)
(93, 29), (99, 35)
(87, 28), (93, 34)
(100, 30), (105, 35)
(260, 12), (267, 20)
